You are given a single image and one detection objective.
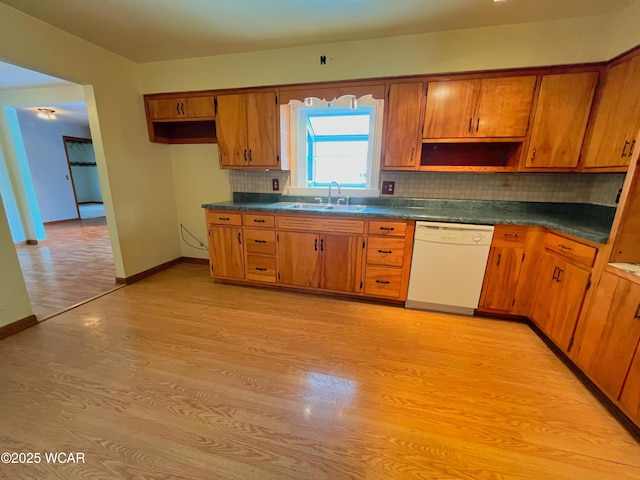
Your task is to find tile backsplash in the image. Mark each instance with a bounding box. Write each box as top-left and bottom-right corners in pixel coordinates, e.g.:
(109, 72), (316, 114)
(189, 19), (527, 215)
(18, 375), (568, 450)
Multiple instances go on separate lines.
(228, 170), (625, 207)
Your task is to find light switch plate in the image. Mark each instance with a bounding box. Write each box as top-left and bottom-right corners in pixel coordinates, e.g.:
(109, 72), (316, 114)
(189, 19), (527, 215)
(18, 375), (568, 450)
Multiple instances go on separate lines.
(382, 181), (395, 195)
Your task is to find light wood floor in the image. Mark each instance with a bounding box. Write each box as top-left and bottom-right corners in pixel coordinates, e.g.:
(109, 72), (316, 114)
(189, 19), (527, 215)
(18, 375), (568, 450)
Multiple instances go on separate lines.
(15, 217), (119, 320)
(1, 263), (639, 479)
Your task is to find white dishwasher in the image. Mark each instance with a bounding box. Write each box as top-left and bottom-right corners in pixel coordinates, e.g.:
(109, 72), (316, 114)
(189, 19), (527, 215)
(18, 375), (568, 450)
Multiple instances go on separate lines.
(406, 221), (494, 315)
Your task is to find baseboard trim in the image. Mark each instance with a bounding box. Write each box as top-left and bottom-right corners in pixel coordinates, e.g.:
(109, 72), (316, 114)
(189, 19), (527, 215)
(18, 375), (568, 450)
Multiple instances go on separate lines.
(115, 257), (183, 285)
(25, 239), (38, 245)
(181, 256), (209, 265)
(527, 320), (640, 442)
(0, 315), (38, 340)
(43, 218), (80, 225)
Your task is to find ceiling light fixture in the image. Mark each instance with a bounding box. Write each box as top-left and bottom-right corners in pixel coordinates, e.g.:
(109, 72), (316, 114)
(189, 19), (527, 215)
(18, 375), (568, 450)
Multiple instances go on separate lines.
(37, 108), (56, 120)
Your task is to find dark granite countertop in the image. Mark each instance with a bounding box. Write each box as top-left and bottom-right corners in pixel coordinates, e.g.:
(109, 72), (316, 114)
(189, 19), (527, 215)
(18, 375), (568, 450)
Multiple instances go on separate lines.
(202, 193), (616, 244)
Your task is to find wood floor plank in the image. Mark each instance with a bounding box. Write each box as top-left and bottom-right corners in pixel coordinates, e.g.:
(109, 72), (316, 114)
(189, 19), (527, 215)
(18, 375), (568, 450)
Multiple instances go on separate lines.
(0, 263), (638, 479)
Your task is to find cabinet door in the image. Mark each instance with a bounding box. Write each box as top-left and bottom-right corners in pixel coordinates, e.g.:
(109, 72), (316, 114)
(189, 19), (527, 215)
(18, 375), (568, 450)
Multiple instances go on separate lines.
(531, 252), (590, 351)
(246, 92), (279, 167)
(423, 80), (479, 138)
(209, 226), (245, 279)
(480, 246), (524, 312)
(216, 94), (249, 167)
(319, 234), (363, 293)
(573, 271), (640, 399)
(277, 231), (319, 288)
(619, 342), (640, 425)
(383, 82), (423, 168)
(185, 96), (215, 118)
(583, 55), (640, 168)
(147, 98), (185, 120)
(525, 72), (597, 168)
(475, 76), (536, 138)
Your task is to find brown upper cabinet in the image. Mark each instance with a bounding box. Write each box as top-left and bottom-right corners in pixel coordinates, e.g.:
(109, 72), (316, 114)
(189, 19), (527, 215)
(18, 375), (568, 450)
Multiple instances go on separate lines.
(582, 53), (640, 170)
(382, 82), (424, 170)
(423, 76), (536, 139)
(217, 92), (279, 169)
(147, 96), (215, 120)
(144, 93), (217, 144)
(523, 72), (598, 169)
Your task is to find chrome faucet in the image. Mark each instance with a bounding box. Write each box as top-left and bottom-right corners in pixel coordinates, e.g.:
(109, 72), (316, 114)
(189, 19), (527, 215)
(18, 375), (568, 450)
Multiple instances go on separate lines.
(328, 181), (341, 205)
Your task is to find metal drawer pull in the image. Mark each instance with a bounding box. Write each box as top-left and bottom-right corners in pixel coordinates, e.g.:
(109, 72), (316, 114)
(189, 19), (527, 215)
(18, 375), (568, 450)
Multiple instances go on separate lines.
(253, 219), (266, 223)
(244, 149), (248, 162)
(378, 249), (393, 254)
(218, 217), (230, 221)
(468, 117), (473, 134)
(530, 148), (536, 162)
(630, 139), (636, 157)
(552, 266), (560, 281)
(237, 232), (242, 244)
(314, 239), (318, 251)
(622, 140), (630, 157)
(496, 254), (501, 266)
(558, 244), (572, 251)
(556, 268), (564, 283)
(635, 303), (640, 319)
(476, 117), (480, 132)
(254, 240), (267, 243)
(255, 267), (268, 272)
(375, 280), (391, 285)
(504, 233), (519, 240)
(379, 227), (395, 231)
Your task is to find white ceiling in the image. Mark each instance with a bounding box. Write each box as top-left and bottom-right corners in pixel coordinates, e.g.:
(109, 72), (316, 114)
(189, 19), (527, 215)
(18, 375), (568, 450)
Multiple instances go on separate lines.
(0, 61), (71, 90)
(0, 0), (634, 63)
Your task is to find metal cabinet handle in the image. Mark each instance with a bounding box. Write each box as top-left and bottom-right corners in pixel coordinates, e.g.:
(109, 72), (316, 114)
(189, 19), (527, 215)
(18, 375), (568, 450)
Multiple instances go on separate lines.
(410, 147), (415, 161)
(176, 102), (180, 115)
(244, 149), (248, 162)
(621, 140), (630, 158)
(255, 267), (267, 272)
(468, 117), (473, 134)
(558, 244), (572, 251)
(254, 239), (267, 244)
(237, 232), (242, 244)
(320, 238), (324, 251)
(476, 117), (480, 133)
(181, 102), (185, 115)
(375, 280), (391, 285)
(218, 217), (230, 221)
(630, 140), (636, 157)
(556, 268), (564, 283)
(530, 147), (536, 163)
(379, 227), (395, 231)
(504, 233), (519, 240)
(635, 303), (640, 319)
(552, 266), (559, 281)
(378, 249), (393, 254)
(496, 254), (501, 266)
(314, 238), (318, 251)
(249, 149), (253, 162)
(253, 219), (265, 223)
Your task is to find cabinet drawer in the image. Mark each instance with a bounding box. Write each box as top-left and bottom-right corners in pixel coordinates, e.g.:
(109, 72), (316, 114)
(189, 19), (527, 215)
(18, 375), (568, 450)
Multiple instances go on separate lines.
(245, 229), (276, 255)
(243, 213), (275, 228)
(492, 225), (528, 247)
(277, 216), (364, 234)
(364, 266), (402, 298)
(545, 232), (597, 267)
(246, 255), (276, 282)
(366, 237), (405, 267)
(207, 211), (242, 226)
(368, 221), (407, 237)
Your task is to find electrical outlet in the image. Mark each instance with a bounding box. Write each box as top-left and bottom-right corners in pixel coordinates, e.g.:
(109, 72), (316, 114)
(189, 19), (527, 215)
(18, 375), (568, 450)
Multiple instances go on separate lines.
(272, 178), (279, 191)
(382, 181), (395, 195)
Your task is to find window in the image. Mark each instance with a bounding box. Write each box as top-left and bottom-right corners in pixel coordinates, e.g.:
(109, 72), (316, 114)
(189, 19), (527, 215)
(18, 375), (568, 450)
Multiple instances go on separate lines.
(283, 95), (384, 196)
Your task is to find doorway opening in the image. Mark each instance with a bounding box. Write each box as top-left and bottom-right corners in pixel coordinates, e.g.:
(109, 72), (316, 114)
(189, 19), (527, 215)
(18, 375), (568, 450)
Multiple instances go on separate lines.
(0, 61), (121, 320)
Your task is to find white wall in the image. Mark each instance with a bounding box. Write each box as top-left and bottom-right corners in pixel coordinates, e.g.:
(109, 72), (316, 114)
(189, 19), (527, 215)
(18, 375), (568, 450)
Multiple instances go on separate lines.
(16, 110), (90, 222)
(0, 193), (32, 326)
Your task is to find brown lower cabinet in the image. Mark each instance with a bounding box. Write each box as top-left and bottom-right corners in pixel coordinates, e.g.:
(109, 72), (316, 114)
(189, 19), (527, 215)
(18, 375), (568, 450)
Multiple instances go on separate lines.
(206, 210), (413, 301)
(572, 268), (640, 423)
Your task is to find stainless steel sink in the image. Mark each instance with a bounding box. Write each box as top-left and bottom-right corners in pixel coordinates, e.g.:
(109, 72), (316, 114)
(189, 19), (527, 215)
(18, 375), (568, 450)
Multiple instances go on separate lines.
(283, 203), (364, 212)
